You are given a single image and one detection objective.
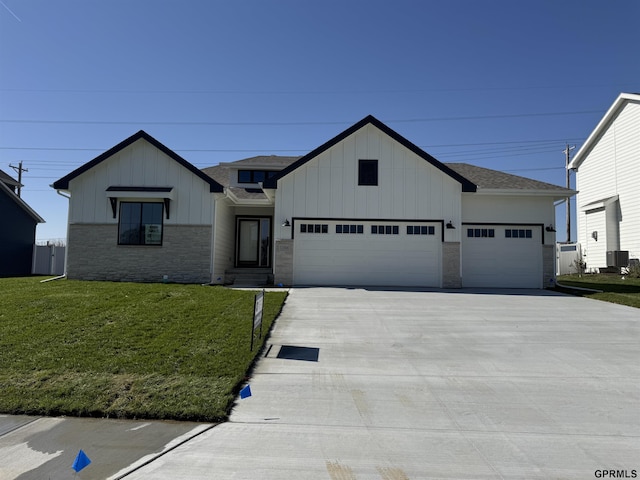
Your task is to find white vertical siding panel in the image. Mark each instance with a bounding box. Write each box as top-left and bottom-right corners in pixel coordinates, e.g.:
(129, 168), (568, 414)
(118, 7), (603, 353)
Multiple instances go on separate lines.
(391, 143), (405, 218)
(305, 164), (319, 217)
(293, 170), (307, 217)
(317, 161), (332, 217)
(341, 136), (356, 216)
(330, 148), (344, 216)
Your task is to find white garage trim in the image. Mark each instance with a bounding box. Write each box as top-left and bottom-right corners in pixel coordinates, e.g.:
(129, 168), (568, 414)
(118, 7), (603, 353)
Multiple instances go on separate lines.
(462, 223), (544, 288)
(292, 218), (443, 287)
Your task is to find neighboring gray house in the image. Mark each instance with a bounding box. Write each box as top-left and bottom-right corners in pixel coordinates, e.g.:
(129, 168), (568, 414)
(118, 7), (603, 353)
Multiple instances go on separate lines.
(0, 169), (45, 276)
(568, 93), (640, 272)
(53, 116), (573, 288)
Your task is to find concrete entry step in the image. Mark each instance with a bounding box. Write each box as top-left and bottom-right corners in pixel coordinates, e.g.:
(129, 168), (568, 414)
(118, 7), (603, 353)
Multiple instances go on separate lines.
(225, 268), (273, 286)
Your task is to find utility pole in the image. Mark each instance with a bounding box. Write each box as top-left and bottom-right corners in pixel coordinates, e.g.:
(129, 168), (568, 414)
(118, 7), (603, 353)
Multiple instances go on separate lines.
(563, 144), (575, 243)
(9, 161), (28, 198)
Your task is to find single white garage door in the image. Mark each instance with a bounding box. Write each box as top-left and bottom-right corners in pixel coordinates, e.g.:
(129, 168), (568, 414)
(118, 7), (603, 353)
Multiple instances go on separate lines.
(293, 221), (441, 287)
(462, 224), (542, 288)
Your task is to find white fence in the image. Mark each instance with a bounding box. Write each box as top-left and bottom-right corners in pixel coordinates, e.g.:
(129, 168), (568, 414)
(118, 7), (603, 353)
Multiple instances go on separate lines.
(556, 243), (582, 275)
(32, 245), (66, 276)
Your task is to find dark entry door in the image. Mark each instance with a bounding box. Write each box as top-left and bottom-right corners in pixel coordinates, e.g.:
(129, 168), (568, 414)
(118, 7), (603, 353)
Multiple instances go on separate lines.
(236, 218), (271, 267)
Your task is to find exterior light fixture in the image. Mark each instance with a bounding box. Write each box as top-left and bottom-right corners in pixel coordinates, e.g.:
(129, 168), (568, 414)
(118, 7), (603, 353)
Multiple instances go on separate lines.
(545, 225), (556, 232)
(282, 219), (291, 227)
(446, 221), (455, 229)
(591, 231), (598, 241)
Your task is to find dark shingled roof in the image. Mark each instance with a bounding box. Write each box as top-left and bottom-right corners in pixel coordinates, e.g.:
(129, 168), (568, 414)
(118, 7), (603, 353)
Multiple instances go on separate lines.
(0, 169), (21, 189)
(445, 163), (572, 192)
(201, 156), (301, 200)
(203, 157), (570, 196)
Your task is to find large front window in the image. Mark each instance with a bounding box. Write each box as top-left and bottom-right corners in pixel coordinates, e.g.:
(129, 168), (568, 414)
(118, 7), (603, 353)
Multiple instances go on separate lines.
(118, 202), (163, 245)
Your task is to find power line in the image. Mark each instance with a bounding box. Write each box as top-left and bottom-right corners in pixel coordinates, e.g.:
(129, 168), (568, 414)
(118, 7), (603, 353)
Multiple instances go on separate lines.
(0, 83), (634, 95)
(0, 137), (585, 154)
(0, 110), (604, 127)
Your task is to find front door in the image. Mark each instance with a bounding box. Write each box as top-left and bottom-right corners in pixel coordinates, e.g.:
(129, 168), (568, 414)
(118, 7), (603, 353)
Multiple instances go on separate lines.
(236, 217), (271, 267)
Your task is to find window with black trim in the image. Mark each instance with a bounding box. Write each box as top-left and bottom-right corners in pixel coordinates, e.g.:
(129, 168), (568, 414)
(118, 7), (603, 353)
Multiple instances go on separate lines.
(300, 223), (328, 234)
(336, 224), (364, 234)
(467, 228), (495, 238)
(118, 202), (163, 245)
(372, 225), (399, 235)
(358, 159), (378, 186)
(505, 229), (532, 238)
(238, 170), (278, 184)
(407, 225), (436, 235)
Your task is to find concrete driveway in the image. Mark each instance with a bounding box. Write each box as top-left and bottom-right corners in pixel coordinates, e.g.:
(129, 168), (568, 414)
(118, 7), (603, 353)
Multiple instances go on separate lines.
(120, 287), (639, 479)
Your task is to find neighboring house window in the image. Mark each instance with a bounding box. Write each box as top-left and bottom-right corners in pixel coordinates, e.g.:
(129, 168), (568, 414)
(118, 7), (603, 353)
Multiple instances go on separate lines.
(467, 228), (495, 238)
(301, 224), (328, 233)
(358, 160), (378, 186)
(407, 226), (436, 235)
(118, 202), (163, 245)
(505, 229), (532, 239)
(238, 170), (278, 184)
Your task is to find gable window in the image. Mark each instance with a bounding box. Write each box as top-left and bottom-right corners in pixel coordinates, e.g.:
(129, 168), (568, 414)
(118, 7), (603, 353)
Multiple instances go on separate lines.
(358, 159), (378, 186)
(238, 170), (278, 184)
(118, 202), (163, 245)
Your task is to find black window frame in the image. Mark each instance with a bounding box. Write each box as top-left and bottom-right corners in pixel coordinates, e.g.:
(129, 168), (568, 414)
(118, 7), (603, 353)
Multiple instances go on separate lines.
(358, 159), (378, 186)
(237, 170), (278, 184)
(118, 201), (164, 246)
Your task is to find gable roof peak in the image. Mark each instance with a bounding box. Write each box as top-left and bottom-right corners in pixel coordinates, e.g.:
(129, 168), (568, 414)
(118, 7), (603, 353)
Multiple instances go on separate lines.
(263, 115), (476, 192)
(52, 130), (223, 192)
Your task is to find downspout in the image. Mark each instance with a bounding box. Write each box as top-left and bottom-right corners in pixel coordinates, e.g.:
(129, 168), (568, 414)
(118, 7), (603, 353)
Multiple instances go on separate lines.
(209, 193), (217, 284)
(41, 189), (70, 282)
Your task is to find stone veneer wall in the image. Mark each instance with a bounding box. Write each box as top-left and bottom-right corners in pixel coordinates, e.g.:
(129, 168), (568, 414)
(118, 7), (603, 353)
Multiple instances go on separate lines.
(542, 244), (556, 288)
(273, 239), (293, 286)
(442, 242), (462, 288)
(67, 224), (212, 283)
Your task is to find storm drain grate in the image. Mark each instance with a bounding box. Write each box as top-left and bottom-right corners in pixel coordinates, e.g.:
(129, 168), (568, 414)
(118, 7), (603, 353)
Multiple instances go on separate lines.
(276, 345), (320, 362)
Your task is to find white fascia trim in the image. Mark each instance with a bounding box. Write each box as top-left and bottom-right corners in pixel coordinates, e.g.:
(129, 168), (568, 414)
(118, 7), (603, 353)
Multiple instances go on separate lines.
(569, 93), (640, 170)
(472, 188), (577, 198)
(225, 188), (272, 206)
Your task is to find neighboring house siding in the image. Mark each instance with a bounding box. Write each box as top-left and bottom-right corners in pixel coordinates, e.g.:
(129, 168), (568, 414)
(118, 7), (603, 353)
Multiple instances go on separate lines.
(0, 191), (37, 276)
(67, 224), (211, 283)
(575, 100), (640, 266)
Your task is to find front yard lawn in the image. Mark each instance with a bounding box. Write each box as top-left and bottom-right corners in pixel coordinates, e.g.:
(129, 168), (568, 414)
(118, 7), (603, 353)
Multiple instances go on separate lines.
(0, 277), (287, 422)
(557, 274), (640, 309)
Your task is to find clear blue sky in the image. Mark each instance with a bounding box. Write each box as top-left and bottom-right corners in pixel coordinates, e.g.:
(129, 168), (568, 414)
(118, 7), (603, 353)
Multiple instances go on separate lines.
(1, 0), (638, 242)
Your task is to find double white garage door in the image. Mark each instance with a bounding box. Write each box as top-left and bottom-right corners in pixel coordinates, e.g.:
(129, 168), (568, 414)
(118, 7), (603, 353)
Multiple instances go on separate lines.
(292, 221), (543, 288)
(293, 221), (442, 287)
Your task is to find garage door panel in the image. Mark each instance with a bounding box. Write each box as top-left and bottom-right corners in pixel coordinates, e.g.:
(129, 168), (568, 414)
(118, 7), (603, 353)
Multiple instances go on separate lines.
(462, 225), (542, 288)
(293, 221), (441, 287)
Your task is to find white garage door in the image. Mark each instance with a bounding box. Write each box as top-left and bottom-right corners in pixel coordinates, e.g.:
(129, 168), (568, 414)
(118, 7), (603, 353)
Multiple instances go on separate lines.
(293, 221), (441, 287)
(462, 225), (542, 288)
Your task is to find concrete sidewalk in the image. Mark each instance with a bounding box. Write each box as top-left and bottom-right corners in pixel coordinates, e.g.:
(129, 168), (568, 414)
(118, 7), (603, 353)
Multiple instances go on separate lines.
(122, 288), (640, 479)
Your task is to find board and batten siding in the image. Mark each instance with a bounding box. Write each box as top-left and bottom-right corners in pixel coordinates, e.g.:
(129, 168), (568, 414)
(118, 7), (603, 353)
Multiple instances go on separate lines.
(575, 100), (640, 264)
(68, 138), (214, 226)
(274, 124), (462, 241)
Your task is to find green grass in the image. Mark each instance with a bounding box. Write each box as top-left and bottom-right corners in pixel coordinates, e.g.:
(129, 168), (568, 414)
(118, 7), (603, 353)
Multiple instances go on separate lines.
(557, 273), (640, 309)
(0, 277), (287, 422)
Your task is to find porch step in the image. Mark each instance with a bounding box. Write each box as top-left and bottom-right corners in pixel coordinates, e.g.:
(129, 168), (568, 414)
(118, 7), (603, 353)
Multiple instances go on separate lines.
(225, 268), (273, 287)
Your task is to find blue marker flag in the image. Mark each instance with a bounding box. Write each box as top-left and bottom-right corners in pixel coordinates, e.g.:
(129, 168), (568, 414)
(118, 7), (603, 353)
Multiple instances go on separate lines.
(240, 384), (252, 399)
(72, 449), (91, 473)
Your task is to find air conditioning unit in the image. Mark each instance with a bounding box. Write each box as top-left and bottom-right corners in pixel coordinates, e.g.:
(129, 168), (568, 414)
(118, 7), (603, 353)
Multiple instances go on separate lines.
(606, 250), (629, 267)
